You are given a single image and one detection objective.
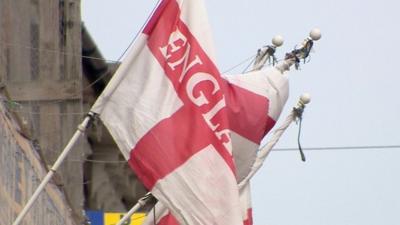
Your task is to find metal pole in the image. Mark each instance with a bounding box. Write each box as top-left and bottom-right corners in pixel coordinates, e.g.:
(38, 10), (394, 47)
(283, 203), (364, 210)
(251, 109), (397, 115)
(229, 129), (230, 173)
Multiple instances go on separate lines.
(12, 113), (94, 225)
(116, 192), (154, 225)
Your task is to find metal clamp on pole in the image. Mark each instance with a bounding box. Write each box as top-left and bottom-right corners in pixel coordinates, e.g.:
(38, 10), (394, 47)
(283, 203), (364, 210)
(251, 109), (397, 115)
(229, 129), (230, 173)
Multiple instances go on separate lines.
(116, 192), (156, 225)
(12, 112), (96, 225)
(276, 28), (321, 73)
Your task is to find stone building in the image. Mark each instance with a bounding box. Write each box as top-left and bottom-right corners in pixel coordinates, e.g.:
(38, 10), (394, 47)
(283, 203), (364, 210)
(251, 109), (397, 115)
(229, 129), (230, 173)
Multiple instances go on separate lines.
(0, 0), (146, 223)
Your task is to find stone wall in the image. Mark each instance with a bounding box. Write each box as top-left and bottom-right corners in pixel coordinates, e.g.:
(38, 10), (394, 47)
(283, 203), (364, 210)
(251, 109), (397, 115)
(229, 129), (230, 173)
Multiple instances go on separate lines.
(0, 94), (76, 225)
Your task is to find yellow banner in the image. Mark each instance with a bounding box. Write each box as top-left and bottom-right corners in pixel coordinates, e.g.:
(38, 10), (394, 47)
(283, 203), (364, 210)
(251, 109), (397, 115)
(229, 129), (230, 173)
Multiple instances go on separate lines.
(104, 212), (146, 225)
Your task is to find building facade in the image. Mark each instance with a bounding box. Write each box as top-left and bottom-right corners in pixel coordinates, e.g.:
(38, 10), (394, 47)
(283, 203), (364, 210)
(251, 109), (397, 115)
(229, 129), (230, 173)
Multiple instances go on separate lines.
(0, 0), (147, 223)
(0, 94), (77, 225)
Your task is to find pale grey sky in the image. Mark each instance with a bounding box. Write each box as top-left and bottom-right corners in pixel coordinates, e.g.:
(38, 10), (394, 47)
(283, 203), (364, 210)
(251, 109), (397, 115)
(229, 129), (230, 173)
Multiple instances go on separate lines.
(82, 0), (400, 224)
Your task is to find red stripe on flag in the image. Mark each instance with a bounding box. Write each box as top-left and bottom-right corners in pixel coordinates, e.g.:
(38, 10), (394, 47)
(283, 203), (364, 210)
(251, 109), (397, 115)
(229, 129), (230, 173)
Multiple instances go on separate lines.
(146, 1), (225, 112)
(132, 0), (276, 190)
(158, 213), (180, 225)
(243, 208), (253, 225)
(141, 0), (235, 177)
(224, 82), (276, 144)
(129, 107), (236, 189)
(145, 0), (276, 145)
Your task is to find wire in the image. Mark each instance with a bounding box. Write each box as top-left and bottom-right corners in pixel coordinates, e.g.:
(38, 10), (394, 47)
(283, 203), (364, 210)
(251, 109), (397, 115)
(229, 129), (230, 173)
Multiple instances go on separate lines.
(61, 145), (400, 164)
(274, 145), (400, 151)
(241, 57), (255, 73)
(221, 54), (256, 74)
(68, 159), (127, 164)
(3, 96), (400, 155)
(8, 108), (85, 116)
(81, 0), (163, 93)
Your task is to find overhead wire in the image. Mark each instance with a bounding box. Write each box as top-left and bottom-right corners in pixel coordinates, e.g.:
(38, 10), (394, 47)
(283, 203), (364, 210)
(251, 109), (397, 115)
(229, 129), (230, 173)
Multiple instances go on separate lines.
(275, 145), (400, 151)
(61, 145), (400, 164)
(221, 53), (256, 74)
(68, 159), (127, 164)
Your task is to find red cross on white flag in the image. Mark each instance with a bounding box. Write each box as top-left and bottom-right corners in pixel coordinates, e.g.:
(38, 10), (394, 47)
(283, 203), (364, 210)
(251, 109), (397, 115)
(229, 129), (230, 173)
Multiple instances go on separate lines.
(91, 0), (289, 224)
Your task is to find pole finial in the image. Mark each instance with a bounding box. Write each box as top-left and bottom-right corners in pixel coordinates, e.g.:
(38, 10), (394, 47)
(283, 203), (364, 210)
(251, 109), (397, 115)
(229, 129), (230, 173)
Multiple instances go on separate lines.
(272, 35), (284, 47)
(296, 93), (311, 110)
(300, 93), (311, 105)
(309, 28), (321, 41)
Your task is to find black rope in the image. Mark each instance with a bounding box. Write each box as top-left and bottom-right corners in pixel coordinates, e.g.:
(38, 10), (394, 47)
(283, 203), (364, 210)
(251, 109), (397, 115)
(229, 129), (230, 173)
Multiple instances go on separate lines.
(265, 46), (278, 66)
(297, 116), (306, 161)
(293, 106), (306, 162)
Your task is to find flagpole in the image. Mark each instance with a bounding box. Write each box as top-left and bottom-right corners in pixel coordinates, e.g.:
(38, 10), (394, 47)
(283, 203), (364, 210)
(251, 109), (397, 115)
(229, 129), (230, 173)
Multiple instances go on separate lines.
(12, 112), (95, 225)
(238, 94), (311, 188)
(116, 192), (155, 225)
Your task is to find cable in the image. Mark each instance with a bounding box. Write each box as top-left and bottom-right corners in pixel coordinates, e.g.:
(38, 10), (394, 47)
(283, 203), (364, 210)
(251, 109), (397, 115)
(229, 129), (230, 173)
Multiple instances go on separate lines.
(3, 98), (400, 155)
(221, 54), (256, 74)
(81, 0), (162, 92)
(8, 108), (85, 116)
(241, 57), (255, 73)
(274, 145), (400, 151)
(61, 145), (400, 165)
(68, 159), (127, 164)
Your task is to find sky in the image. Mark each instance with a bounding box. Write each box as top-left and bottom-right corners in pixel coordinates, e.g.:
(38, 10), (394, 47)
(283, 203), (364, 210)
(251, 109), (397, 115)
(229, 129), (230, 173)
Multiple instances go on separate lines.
(82, 1), (400, 224)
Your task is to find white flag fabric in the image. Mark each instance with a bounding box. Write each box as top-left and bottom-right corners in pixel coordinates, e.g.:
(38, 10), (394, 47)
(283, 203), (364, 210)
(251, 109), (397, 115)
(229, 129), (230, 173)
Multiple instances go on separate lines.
(91, 0), (244, 224)
(140, 67), (290, 225)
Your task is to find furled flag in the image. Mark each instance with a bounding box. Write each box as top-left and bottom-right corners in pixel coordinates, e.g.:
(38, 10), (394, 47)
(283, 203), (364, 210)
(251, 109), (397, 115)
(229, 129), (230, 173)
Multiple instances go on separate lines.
(90, 0), (245, 224)
(141, 67), (290, 225)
